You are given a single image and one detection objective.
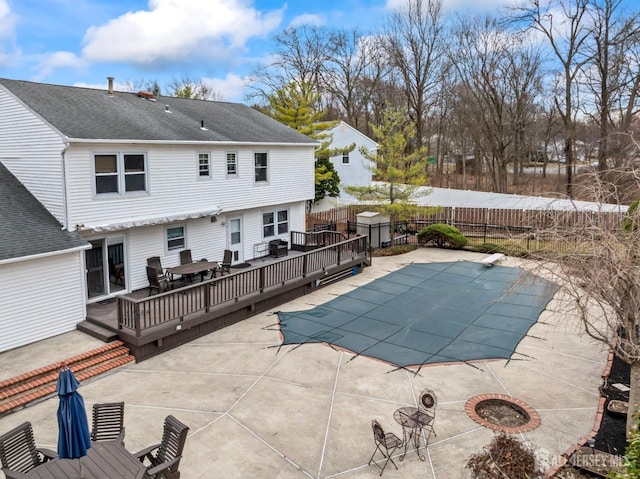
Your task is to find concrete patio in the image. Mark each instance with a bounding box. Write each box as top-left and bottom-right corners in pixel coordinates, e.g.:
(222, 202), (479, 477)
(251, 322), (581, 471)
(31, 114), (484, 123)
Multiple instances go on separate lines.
(0, 248), (608, 478)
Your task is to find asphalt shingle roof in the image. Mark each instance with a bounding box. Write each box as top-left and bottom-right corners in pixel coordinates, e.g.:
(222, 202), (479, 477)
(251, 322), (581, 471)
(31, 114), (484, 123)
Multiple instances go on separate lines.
(0, 78), (316, 144)
(0, 163), (88, 261)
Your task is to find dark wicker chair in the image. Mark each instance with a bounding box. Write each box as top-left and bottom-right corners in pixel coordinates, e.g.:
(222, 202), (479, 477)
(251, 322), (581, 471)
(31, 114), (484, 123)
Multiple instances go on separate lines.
(418, 389), (437, 439)
(91, 401), (125, 446)
(368, 419), (402, 476)
(0, 422), (57, 478)
(146, 266), (170, 295)
(268, 239), (288, 257)
(135, 415), (189, 479)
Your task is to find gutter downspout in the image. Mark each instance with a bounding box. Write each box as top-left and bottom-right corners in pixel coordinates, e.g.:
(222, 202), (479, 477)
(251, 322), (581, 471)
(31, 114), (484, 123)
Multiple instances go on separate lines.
(61, 138), (71, 231)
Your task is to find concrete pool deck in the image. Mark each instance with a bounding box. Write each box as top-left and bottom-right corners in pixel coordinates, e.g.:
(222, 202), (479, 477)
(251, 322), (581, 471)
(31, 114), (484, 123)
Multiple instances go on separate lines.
(0, 248), (608, 478)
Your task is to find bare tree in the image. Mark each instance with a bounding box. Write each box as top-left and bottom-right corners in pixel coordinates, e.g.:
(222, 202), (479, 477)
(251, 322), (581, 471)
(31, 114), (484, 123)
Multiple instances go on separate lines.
(323, 29), (390, 132)
(526, 166), (639, 435)
(383, 0), (447, 150)
(512, 0), (593, 198)
(582, 0), (640, 170)
(168, 76), (223, 100)
(449, 15), (542, 193)
(248, 25), (332, 107)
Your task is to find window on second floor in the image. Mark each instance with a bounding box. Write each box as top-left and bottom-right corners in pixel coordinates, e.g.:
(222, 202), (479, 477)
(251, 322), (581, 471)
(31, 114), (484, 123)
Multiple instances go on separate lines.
(94, 152), (147, 195)
(198, 152), (210, 177)
(166, 225), (186, 251)
(342, 152), (350, 164)
(226, 152), (237, 176)
(255, 152), (268, 182)
(262, 209), (289, 238)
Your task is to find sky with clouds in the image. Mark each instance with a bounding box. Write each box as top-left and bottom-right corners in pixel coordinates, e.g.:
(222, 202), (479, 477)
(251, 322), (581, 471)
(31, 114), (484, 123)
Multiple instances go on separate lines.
(1, 0), (628, 103)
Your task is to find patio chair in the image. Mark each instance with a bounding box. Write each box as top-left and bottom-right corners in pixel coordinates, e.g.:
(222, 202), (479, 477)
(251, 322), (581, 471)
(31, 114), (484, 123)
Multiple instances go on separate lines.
(147, 256), (169, 281)
(0, 422), (57, 478)
(368, 419), (403, 476)
(91, 401), (125, 446)
(212, 249), (232, 278)
(179, 249), (196, 283)
(418, 389), (437, 439)
(134, 415), (189, 479)
(146, 266), (170, 296)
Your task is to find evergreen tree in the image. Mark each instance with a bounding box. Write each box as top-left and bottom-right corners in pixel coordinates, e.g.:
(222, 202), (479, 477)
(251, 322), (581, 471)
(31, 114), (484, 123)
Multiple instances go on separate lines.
(267, 82), (353, 204)
(344, 106), (430, 218)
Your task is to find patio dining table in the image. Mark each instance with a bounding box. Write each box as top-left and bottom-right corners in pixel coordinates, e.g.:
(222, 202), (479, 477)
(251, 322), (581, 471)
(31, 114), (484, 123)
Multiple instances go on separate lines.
(167, 261), (220, 283)
(25, 441), (146, 479)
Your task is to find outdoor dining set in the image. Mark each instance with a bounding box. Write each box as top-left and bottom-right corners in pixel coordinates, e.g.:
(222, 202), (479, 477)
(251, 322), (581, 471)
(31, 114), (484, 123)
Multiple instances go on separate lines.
(369, 389), (438, 476)
(146, 248), (233, 295)
(0, 367), (189, 479)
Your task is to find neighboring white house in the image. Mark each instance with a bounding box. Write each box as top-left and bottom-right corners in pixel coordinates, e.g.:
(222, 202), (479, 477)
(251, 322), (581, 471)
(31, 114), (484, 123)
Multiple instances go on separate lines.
(311, 121), (377, 212)
(0, 77), (316, 352)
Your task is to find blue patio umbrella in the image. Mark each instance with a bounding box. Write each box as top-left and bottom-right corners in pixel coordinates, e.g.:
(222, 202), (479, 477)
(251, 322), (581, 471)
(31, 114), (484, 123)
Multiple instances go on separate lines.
(56, 366), (91, 460)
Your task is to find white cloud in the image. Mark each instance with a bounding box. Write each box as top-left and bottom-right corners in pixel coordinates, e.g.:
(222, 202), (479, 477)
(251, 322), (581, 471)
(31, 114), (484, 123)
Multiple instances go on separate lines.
(202, 73), (247, 102)
(0, 0), (20, 67)
(33, 51), (87, 80)
(0, 0), (15, 38)
(81, 0), (284, 65)
(288, 14), (324, 28)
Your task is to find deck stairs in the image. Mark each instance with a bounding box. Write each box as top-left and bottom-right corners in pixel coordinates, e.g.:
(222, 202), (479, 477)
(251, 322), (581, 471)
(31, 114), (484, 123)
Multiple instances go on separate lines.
(0, 341), (135, 416)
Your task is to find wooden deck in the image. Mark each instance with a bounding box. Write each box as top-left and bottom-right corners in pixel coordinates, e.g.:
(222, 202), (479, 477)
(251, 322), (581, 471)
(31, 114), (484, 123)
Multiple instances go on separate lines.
(85, 236), (370, 361)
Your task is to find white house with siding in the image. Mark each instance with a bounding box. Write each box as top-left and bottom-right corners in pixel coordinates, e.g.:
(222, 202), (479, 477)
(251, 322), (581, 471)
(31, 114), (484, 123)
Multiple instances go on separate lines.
(311, 121), (377, 212)
(0, 78), (316, 352)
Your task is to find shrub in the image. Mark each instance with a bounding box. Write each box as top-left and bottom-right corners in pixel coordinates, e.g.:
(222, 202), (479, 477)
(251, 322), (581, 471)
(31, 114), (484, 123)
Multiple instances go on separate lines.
(466, 433), (543, 479)
(608, 415), (640, 479)
(417, 224), (468, 249)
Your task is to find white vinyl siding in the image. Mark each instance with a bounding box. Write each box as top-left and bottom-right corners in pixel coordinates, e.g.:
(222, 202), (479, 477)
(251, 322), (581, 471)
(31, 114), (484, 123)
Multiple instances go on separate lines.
(327, 121), (377, 198)
(65, 144), (314, 230)
(0, 252), (85, 352)
(120, 201), (306, 292)
(0, 86), (67, 223)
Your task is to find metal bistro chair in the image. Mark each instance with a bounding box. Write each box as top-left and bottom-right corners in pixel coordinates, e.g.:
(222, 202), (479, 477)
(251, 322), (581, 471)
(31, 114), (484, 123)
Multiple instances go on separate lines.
(0, 422), (57, 478)
(91, 401), (125, 446)
(134, 415), (189, 479)
(368, 419), (403, 476)
(418, 389), (438, 440)
(146, 266), (170, 296)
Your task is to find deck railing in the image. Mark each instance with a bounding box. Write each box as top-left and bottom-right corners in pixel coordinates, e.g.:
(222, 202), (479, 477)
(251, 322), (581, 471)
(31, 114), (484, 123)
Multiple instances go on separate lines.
(117, 235), (370, 337)
(290, 230), (348, 252)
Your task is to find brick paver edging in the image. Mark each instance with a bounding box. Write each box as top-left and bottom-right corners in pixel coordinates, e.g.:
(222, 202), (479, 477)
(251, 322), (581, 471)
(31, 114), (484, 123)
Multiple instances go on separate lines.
(465, 393), (541, 434)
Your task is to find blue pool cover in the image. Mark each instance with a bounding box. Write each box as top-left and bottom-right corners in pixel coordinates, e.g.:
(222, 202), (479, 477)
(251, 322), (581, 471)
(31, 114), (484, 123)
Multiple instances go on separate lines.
(277, 261), (559, 370)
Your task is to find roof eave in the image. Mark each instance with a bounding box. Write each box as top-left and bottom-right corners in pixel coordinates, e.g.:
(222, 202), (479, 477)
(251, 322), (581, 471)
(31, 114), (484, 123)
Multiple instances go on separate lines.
(66, 138), (319, 147)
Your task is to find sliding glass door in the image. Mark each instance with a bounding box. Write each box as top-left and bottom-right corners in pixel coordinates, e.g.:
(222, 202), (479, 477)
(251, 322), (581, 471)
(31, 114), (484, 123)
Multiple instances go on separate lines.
(85, 237), (126, 300)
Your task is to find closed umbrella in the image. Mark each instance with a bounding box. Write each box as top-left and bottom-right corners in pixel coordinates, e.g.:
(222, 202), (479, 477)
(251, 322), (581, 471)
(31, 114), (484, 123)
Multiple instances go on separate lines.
(56, 364), (91, 475)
